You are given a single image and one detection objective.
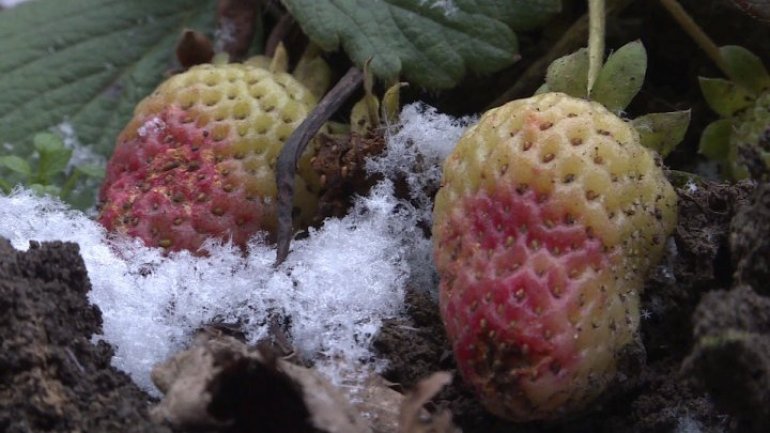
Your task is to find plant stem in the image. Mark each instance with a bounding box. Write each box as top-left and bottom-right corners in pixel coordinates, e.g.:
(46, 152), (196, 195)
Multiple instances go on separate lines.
(587, 0), (606, 96)
(275, 66), (364, 266)
(658, 0), (732, 79)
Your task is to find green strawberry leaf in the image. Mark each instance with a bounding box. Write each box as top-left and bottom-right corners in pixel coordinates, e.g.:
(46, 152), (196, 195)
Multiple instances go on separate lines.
(699, 119), (733, 161)
(281, 0), (543, 89)
(632, 110), (691, 158)
(0, 155), (32, 177)
(590, 41), (647, 114)
(699, 77), (756, 117)
(545, 47), (589, 98)
(720, 45), (770, 94)
(0, 0), (217, 158)
(461, 0), (562, 31)
(33, 132), (65, 154)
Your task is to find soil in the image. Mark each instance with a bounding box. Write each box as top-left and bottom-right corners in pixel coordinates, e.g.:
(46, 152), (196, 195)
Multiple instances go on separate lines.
(0, 239), (169, 433)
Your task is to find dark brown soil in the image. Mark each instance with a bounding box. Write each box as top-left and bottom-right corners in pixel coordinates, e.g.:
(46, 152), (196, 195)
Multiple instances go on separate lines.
(0, 239), (170, 433)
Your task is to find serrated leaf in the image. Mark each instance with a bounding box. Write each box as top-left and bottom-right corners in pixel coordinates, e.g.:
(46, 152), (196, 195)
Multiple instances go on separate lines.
(699, 119), (733, 161)
(545, 47), (589, 98)
(0, 155), (32, 177)
(0, 0), (217, 158)
(590, 41), (647, 114)
(699, 77), (756, 117)
(456, 0), (562, 31)
(632, 110), (691, 157)
(281, 0), (522, 89)
(720, 45), (770, 93)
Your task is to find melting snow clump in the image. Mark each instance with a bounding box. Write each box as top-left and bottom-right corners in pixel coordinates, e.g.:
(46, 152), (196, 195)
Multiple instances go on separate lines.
(56, 121), (106, 170)
(0, 103), (470, 394)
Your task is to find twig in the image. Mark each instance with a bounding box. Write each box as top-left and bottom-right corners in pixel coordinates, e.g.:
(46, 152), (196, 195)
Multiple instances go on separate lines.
(587, 0), (606, 95)
(275, 67), (364, 265)
(658, 0), (733, 79)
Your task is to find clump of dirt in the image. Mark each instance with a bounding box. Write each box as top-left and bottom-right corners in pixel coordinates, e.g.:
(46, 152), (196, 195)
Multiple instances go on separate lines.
(0, 238), (170, 433)
(684, 285), (770, 433)
(730, 182), (770, 295)
(373, 180), (757, 433)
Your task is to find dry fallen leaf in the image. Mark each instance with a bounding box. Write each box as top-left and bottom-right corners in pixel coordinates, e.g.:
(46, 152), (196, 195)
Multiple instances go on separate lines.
(151, 332), (371, 433)
(398, 372), (460, 433)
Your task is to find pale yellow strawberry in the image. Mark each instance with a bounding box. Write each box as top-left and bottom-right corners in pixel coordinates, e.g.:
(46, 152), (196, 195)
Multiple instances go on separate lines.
(433, 92), (677, 420)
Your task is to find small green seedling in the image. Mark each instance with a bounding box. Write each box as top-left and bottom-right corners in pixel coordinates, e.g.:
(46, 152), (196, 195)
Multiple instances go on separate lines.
(0, 132), (105, 209)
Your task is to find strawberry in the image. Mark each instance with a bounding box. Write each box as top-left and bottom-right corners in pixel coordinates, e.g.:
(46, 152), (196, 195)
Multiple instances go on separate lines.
(432, 92), (677, 421)
(98, 60), (322, 252)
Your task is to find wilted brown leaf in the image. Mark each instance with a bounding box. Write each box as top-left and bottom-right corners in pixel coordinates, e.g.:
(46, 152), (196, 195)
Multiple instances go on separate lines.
(399, 372), (459, 433)
(151, 333), (371, 433)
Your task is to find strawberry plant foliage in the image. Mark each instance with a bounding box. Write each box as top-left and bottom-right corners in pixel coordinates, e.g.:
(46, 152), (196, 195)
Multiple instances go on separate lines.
(0, 0), (216, 158)
(282, 0), (561, 89)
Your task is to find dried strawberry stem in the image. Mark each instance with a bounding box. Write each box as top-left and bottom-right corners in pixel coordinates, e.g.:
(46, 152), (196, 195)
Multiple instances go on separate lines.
(587, 0), (606, 96)
(658, 0), (733, 79)
(275, 66), (364, 265)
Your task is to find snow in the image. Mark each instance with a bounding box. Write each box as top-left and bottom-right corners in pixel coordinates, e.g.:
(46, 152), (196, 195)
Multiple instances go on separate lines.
(0, 103), (472, 394)
(56, 121), (105, 171)
(136, 116), (165, 138)
(419, 0), (459, 16)
(0, 0), (33, 8)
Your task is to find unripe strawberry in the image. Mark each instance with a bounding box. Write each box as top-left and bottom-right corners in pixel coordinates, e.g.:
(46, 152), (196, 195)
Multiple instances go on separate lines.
(433, 92), (677, 421)
(98, 61), (322, 252)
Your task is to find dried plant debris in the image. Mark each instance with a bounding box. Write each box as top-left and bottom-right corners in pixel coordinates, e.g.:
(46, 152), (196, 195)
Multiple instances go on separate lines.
(175, 29), (215, 69)
(312, 131), (387, 220)
(151, 332), (371, 433)
(684, 285), (770, 433)
(730, 182), (770, 294)
(398, 372), (459, 433)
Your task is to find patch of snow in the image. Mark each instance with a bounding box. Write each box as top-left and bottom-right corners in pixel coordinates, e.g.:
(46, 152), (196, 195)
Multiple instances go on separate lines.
(0, 104), (470, 395)
(0, 0), (34, 8)
(369, 102), (475, 226)
(676, 416), (705, 433)
(55, 121), (105, 170)
(136, 116), (165, 139)
(419, 0), (459, 16)
(369, 102), (474, 290)
(214, 18), (237, 53)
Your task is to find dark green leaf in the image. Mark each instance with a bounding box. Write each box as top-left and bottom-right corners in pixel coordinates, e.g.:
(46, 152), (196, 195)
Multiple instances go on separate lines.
(632, 110), (691, 157)
(456, 0), (562, 31)
(590, 41), (647, 114)
(699, 77), (756, 117)
(0, 155), (32, 177)
(33, 132), (65, 154)
(281, 0), (523, 89)
(36, 147), (72, 185)
(720, 45), (770, 93)
(0, 0), (217, 157)
(545, 47), (588, 98)
(699, 119), (732, 161)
